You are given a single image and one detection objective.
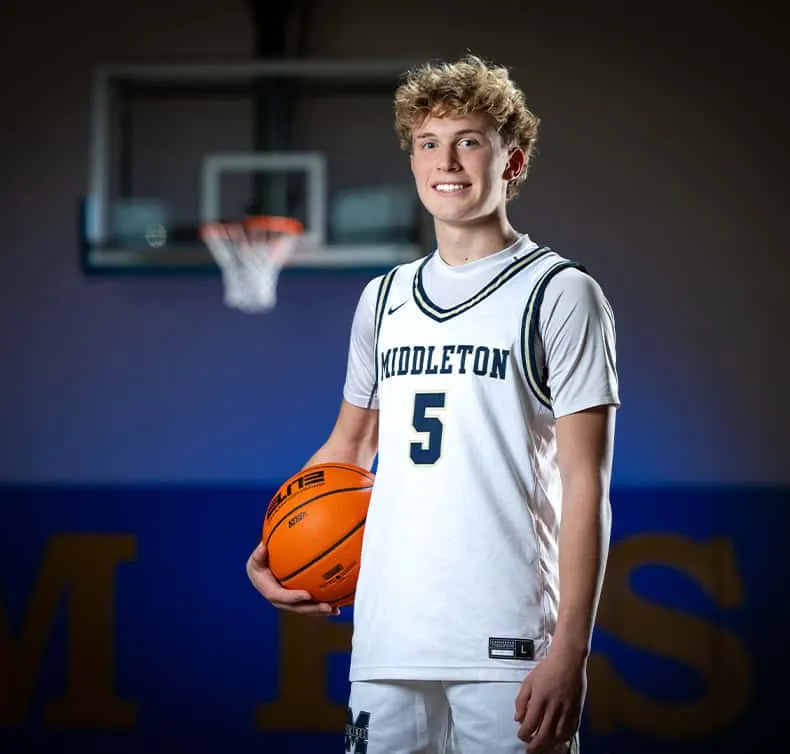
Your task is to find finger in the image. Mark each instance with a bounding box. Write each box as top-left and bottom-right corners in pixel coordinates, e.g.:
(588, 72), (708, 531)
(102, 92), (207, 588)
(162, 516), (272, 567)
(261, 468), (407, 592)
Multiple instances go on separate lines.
(250, 541), (267, 564)
(267, 584), (314, 604)
(247, 562), (313, 603)
(525, 703), (560, 753)
(514, 681), (532, 722)
(517, 695), (546, 742)
(553, 709), (578, 746)
(273, 600), (338, 616)
(532, 739), (569, 754)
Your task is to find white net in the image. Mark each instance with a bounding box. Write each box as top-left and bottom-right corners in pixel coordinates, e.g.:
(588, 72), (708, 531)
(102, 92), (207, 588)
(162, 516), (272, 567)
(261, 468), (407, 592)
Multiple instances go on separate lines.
(201, 217), (302, 313)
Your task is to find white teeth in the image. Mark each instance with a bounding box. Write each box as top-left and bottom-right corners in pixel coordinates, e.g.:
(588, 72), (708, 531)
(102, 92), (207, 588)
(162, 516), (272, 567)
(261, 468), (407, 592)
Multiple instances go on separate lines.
(435, 183), (468, 193)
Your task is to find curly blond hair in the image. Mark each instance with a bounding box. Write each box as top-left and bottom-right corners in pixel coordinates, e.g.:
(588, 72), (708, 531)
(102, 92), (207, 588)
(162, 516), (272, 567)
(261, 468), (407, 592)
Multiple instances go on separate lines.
(394, 54), (540, 198)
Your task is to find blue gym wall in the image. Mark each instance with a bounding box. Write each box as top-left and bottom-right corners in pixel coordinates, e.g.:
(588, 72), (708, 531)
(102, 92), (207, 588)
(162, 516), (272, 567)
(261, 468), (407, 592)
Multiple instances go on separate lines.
(1, 0), (787, 752)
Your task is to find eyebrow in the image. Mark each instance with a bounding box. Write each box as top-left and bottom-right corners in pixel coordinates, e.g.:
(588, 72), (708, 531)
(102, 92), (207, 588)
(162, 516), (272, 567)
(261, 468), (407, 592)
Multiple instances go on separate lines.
(414, 129), (486, 139)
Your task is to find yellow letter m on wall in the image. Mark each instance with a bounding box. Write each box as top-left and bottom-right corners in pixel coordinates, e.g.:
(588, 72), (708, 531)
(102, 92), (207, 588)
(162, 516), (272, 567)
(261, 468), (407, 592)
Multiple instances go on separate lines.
(0, 534), (136, 728)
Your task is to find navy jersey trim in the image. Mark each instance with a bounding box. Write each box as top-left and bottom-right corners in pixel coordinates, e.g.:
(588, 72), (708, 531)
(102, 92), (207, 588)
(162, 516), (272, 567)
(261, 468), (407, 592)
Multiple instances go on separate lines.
(369, 267), (399, 407)
(520, 261), (587, 408)
(413, 246), (553, 323)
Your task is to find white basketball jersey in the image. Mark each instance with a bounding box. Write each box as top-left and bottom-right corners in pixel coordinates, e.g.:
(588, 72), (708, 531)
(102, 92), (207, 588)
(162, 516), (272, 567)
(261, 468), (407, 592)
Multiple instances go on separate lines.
(347, 240), (618, 683)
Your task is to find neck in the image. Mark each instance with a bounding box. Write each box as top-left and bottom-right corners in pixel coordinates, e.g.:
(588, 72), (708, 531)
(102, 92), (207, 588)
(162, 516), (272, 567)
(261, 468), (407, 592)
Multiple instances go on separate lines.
(434, 210), (520, 266)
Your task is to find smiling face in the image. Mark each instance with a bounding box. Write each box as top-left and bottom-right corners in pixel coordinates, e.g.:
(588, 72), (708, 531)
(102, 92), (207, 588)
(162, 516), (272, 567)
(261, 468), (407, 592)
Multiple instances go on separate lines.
(409, 112), (525, 228)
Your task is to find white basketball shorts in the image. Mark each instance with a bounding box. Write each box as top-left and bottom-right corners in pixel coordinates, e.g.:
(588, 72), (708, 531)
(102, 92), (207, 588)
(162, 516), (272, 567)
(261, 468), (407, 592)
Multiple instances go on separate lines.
(345, 679), (578, 753)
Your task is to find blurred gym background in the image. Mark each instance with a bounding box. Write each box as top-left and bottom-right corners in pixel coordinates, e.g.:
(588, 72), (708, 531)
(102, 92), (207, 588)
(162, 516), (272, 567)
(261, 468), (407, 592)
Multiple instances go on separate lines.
(1, 0), (787, 752)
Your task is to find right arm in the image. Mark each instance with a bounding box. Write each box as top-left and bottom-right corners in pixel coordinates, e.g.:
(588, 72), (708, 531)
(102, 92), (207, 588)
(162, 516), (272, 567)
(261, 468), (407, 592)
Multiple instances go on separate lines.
(303, 399), (378, 471)
(246, 400), (378, 616)
(305, 271), (382, 472)
(247, 275), (382, 616)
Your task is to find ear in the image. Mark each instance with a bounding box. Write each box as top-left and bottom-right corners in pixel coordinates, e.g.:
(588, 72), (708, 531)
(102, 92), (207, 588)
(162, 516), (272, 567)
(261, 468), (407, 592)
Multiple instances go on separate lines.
(502, 147), (526, 181)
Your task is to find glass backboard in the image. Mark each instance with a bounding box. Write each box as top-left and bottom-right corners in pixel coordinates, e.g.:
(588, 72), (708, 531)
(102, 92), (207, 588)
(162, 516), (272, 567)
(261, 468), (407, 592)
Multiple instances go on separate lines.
(81, 59), (429, 273)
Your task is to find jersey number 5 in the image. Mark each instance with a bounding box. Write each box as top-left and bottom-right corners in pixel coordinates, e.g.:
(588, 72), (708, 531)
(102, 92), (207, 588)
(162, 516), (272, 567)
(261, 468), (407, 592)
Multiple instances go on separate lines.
(410, 392), (445, 465)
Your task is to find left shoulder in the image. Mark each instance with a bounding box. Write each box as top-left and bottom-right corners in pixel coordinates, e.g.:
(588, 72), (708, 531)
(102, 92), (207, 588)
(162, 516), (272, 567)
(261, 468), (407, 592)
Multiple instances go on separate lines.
(540, 262), (611, 311)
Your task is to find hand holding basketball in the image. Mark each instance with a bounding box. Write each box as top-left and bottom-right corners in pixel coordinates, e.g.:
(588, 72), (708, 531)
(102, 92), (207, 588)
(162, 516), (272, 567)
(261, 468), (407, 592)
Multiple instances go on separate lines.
(246, 541), (339, 617)
(248, 462), (373, 614)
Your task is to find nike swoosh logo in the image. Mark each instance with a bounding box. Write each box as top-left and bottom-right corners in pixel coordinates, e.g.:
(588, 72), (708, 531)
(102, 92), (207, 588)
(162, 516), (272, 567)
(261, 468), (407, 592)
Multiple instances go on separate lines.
(387, 300), (407, 315)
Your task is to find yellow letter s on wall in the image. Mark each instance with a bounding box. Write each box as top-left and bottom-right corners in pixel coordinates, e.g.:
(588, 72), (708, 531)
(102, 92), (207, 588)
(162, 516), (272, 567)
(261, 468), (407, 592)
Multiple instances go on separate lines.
(588, 534), (753, 739)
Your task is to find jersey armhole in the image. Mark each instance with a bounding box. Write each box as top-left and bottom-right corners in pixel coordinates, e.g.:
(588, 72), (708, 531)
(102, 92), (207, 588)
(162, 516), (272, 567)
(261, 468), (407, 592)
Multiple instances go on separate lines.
(520, 261), (587, 409)
(369, 266), (399, 407)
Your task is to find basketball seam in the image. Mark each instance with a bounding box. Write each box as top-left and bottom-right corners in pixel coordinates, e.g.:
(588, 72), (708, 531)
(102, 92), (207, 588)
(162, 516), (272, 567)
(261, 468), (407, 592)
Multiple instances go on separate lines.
(263, 484), (373, 548)
(310, 463), (375, 482)
(329, 587), (357, 607)
(270, 464), (374, 496)
(278, 516), (366, 583)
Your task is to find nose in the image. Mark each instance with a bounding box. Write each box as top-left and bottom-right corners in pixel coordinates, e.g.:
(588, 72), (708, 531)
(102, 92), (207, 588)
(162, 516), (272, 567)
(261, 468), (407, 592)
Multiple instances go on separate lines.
(437, 144), (461, 172)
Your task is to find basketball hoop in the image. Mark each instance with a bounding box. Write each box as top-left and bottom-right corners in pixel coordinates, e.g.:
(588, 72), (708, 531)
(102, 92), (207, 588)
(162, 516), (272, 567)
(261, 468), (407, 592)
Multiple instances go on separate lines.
(200, 215), (304, 313)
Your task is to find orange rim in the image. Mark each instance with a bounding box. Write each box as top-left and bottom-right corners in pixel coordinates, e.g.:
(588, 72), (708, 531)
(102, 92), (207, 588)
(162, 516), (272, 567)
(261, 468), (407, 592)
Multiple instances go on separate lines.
(245, 215), (304, 235)
(200, 215), (304, 238)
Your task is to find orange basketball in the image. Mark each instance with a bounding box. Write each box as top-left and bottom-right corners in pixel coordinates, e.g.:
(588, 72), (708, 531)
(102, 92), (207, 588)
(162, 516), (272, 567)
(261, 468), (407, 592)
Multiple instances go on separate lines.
(262, 462), (374, 608)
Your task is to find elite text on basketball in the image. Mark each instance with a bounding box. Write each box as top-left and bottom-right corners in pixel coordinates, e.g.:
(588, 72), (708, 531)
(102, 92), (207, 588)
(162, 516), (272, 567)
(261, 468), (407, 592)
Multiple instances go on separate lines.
(267, 470), (325, 520)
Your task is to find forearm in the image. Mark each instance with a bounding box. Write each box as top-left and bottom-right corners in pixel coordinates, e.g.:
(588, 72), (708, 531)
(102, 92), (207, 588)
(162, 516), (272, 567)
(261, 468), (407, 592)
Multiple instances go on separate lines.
(303, 401), (378, 471)
(304, 437), (377, 470)
(552, 474), (612, 657)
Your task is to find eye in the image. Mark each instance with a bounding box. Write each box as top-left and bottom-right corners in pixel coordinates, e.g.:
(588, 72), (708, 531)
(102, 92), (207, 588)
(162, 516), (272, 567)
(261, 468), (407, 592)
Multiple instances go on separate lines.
(419, 141), (436, 150)
(459, 138), (480, 148)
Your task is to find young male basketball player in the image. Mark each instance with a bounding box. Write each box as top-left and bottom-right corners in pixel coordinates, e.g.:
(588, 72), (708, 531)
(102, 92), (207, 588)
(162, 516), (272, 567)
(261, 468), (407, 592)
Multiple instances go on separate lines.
(247, 54), (619, 754)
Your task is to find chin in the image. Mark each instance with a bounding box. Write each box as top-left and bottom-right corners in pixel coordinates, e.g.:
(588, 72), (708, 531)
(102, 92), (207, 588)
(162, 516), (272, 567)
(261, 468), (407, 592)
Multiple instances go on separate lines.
(433, 207), (488, 226)
(424, 200), (473, 222)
